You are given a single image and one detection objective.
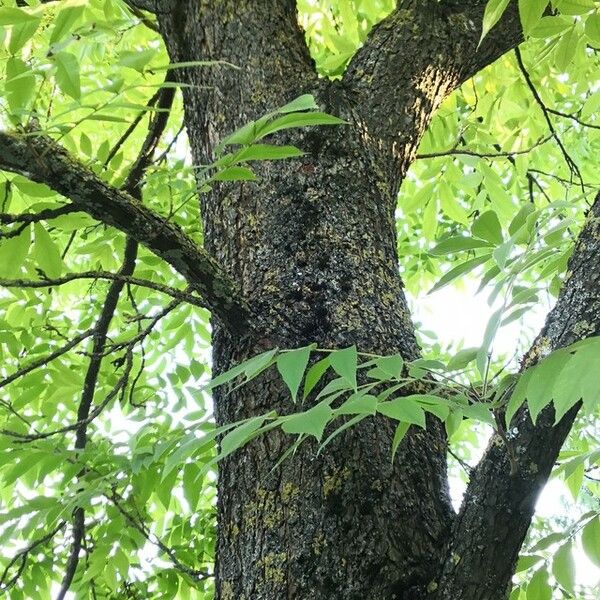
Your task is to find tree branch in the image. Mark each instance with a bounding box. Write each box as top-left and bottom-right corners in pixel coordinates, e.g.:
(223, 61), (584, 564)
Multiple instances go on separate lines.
(0, 272), (206, 308)
(108, 490), (212, 582)
(0, 522), (66, 593)
(514, 47), (583, 188)
(0, 130), (252, 335)
(56, 241), (138, 598)
(0, 329), (94, 391)
(434, 192), (600, 599)
(56, 73), (178, 598)
(343, 0), (521, 181)
(416, 134), (553, 160)
(0, 204), (78, 225)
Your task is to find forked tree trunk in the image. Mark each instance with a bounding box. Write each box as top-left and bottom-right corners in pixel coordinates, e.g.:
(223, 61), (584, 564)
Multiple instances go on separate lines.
(150, 2), (599, 599)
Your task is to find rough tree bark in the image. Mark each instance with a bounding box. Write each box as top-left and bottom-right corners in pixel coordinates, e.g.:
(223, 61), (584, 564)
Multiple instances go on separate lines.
(1, 1), (598, 599)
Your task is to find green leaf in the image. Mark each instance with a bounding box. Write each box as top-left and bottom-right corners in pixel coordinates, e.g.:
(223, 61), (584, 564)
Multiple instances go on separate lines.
(422, 197), (438, 239)
(49, 5), (85, 45)
(182, 462), (201, 510)
(156, 465), (178, 510)
(515, 554), (544, 573)
(550, 345), (600, 420)
(329, 346), (357, 390)
(565, 461), (584, 500)
(8, 16), (40, 54)
(430, 236), (492, 255)
(581, 517), (600, 567)
(112, 547), (129, 580)
(530, 15), (573, 38)
(276, 94), (319, 113)
(319, 414), (366, 453)
(0, 7), (39, 25)
(552, 542), (575, 594)
(414, 394), (450, 421)
(461, 402), (494, 425)
(374, 354), (404, 380)
(555, 0), (596, 15)
(213, 166), (257, 181)
(303, 356), (330, 400)
(377, 397), (426, 428)
(526, 567), (552, 600)
(0, 227), (31, 270)
(242, 348), (279, 380)
(447, 347), (479, 371)
(236, 144), (305, 161)
(429, 254), (491, 294)
(480, 0), (511, 44)
(5, 57), (36, 115)
(208, 348), (278, 389)
(118, 48), (159, 72)
(518, 0), (548, 33)
(493, 240), (512, 269)
(509, 204), (537, 238)
(501, 307), (530, 326)
(391, 421), (410, 462)
(554, 25), (577, 71)
(526, 349), (569, 423)
(53, 52), (81, 100)
(336, 392), (377, 416)
(505, 368), (533, 427)
(220, 415), (267, 458)
(277, 346), (312, 402)
(530, 531), (566, 551)
(585, 13), (600, 44)
(34, 223), (64, 278)
(315, 376), (353, 401)
(281, 401), (333, 440)
(219, 118), (268, 148)
(0, 225), (30, 277)
(477, 307), (504, 378)
(472, 210), (503, 245)
(257, 112), (346, 139)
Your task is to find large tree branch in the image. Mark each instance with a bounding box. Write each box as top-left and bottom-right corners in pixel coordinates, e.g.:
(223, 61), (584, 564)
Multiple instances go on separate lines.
(433, 192), (600, 600)
(343, 0), (521, 182)
(0, 130), (252, 335)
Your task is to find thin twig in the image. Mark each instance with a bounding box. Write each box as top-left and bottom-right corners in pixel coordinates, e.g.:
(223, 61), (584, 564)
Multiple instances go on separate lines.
(0, 522), (66, 593)
(109, 491), (212, 581)
(0, 272), (206, 308)
(547, 107), (600, 131)
(0, 329), (94, 391)
(514, 47), (583, 190)
(417, 134), (553, 160)
(448, 447), (473, 475)
(0, 204), (78, 225)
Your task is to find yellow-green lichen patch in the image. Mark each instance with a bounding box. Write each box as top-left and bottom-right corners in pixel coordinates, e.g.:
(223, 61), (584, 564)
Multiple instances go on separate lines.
(221, 581), (234, 600)
(243, 488), (285, 530)
(312, 532), (326, 556)
(281, 481), (300, 503)
(322, 465), (350, 498)
(572, 319), (595, 338)
(257, 552), (288, 584)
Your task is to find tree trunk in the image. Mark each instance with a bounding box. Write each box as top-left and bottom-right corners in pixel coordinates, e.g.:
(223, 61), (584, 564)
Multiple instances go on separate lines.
(157, 3), (460, 597)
